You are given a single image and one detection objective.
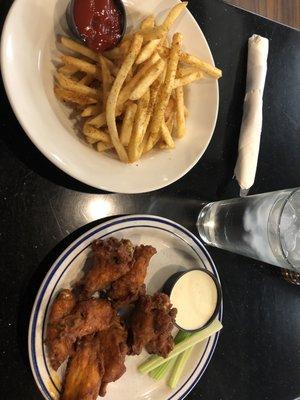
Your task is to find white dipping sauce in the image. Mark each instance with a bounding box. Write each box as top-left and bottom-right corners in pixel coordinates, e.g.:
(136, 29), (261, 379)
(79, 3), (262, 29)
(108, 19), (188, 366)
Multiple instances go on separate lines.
(170, 270), (218, 330)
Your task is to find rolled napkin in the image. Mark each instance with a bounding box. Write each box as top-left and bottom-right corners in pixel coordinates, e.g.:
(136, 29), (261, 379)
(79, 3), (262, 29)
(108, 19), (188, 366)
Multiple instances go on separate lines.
(234, 34), (269, 196)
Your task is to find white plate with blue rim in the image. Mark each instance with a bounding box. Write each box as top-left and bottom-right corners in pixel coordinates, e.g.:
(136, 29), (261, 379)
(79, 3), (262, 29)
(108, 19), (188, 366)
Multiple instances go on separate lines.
(28, 215), (223, 400)
(1, 0), (219, 193)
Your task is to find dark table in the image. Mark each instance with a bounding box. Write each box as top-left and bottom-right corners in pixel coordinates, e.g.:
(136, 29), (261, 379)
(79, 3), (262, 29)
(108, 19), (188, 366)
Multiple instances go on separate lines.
(1, 0), (299, 399)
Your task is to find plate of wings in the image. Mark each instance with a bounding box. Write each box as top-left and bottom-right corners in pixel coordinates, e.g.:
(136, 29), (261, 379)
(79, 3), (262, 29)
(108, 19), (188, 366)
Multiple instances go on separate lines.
(29, 215), (223, 400)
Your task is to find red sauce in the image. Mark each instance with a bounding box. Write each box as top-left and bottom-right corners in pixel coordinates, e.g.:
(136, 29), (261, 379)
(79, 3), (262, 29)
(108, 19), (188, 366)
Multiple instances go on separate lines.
(73, 0), (123, 52)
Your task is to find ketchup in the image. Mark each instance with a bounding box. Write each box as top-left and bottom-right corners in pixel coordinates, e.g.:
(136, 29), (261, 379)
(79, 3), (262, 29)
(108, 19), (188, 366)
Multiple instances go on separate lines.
(73, 0), (123, 52)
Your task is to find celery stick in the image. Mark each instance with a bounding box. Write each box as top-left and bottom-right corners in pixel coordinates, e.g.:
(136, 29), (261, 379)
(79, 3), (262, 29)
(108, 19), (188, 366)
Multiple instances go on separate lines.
(148, 331), (192, 380)
(175, 331), (192, 344)
(149, 358), (175, 380)
(166, 332), (193, 387)
(168, 346), (194, 388)
(138, 319), (222, 374)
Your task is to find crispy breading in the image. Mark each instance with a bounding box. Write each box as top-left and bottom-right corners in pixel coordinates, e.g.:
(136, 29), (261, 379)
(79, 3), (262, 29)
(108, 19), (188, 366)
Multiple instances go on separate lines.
(62, 335), (104, 400)
(79, 237), (134, 297)
(128, 293), (177, 358)
(108, 245), (156, 306)
(97, 317), (128, 397)
(47, 298), (114, 370)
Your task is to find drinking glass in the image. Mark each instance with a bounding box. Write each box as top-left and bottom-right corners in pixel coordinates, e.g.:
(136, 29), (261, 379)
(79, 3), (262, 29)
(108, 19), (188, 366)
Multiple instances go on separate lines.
(197, 188), (300, 273)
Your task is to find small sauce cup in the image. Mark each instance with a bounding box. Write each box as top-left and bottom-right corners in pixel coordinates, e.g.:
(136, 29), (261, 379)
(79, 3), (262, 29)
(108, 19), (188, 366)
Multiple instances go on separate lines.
(163, 268), (222, 332)
(66, 0), (127, 52)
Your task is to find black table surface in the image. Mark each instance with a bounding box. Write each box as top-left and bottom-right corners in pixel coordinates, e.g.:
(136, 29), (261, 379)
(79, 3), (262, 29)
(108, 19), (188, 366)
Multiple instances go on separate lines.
(1, 0), (300, 399)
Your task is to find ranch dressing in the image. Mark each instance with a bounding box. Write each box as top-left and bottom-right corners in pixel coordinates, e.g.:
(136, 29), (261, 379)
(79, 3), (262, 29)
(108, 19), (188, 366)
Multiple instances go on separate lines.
(170, 270), (218, 330)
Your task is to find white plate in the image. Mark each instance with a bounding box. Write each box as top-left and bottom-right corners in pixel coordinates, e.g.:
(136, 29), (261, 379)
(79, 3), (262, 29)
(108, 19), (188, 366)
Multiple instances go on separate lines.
(1, 0), (219, 193)
(29, 215), (223, 400)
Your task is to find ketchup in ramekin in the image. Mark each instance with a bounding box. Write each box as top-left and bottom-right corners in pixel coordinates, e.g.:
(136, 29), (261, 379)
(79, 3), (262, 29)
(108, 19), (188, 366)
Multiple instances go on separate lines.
(68, 0), (126, 52)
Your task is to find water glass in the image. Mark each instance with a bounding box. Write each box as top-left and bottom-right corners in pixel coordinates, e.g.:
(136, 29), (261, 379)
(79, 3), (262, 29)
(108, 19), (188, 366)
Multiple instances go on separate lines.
(197, 188), (300, 273)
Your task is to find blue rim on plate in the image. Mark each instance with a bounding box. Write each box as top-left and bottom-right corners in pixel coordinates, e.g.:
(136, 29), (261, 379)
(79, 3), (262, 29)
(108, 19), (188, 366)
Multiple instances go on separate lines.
(28, 215), (223, 400)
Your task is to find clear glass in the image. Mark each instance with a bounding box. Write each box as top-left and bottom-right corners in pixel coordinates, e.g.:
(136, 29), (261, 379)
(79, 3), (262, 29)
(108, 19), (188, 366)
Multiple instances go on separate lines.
(197, 188), (300, 272)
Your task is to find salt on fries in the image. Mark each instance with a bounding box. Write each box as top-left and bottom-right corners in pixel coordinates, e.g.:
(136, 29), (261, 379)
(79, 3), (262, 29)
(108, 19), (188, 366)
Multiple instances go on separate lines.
(54, 2), (222, 163)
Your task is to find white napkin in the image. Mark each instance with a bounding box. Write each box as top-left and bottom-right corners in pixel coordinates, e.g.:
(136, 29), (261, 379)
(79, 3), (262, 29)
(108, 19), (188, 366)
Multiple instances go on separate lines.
(234, 34), (269, 196)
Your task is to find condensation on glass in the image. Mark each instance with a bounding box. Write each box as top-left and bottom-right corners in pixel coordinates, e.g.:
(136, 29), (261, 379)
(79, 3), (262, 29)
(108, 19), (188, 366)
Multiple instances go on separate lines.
(197, 188), (300, 273)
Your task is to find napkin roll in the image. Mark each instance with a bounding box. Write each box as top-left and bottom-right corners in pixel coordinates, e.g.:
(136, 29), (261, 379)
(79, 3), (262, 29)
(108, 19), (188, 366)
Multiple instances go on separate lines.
(234, 34), (269, 195)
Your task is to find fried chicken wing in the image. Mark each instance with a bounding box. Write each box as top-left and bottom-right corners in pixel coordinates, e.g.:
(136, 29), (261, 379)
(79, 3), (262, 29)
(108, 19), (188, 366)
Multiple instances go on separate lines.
(62, 335), (104, 400)
(47, 298), (114, 370)
(46, 237), (163, 398)
(128, 293), (177, 358)
(128, 295), (155, 355)
(46, 290), (77, 371)
(108, 245), (157, 307)
(62, 317), (128, 400)
(145, 294), (177, 357)
(80, 238), (134, 297)
(97, 317), (128, 397)
(47, 289), (76, 342)
(48, 289), (76, 325)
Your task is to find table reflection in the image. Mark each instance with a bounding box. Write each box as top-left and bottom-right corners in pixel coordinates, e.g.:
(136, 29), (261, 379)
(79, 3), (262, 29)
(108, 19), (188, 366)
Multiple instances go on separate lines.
(82, 194), (206, 234)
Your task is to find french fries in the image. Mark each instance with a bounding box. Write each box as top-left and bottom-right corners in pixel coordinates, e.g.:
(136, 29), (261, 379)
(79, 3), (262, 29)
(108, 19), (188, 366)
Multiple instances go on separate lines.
(158, 46), (222, 79)
(140, 16), (155, 30)
(180, 51), (222, 79)
(86, 136), (99, 144)
(61, 54), (98, 75)
(53, 2), (222, 163)
(128, 90), (150, 162)
(88, 106), (123, 129)
(54, 85), (97, 105)
(125, 26), (167, 43)
(130, 59), (165, 101)
(135, 39), (160, 65)
(97, 142), (114, 152)
(103, 47), (121, 60)
(166, 110), (175, 134)
(120, 103), (138, 146)
(162, 2), (188, 31)
(61, 36), (98, 62)
(58, 64), (78, 76)
(55, 72), (100, 99)
(99, 55), (112, 107)
(161, 119), (175, 148)
(175, 86), (186, 138)
(79, 74), (96, 86)
(81, 103), (101, 117)
(177, 66), (200, 77)
(83, 123), (111, 143)
(173, 70), (203, 89)
(106, 34), (143, 162)
(146, 33), (182, 152)
(117, 52), (160, 106)
(138, 79), (162, 157)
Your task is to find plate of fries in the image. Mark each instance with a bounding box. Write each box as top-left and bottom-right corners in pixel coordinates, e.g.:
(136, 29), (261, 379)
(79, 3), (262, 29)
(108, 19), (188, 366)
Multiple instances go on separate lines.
(1, 0), (221, 193)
